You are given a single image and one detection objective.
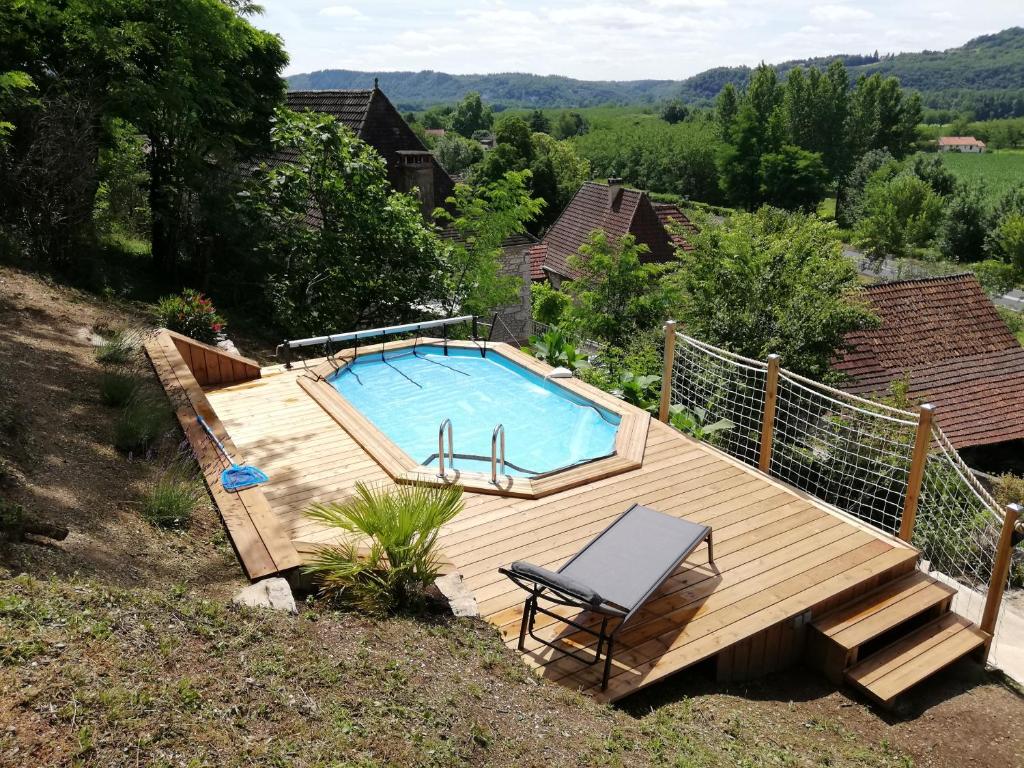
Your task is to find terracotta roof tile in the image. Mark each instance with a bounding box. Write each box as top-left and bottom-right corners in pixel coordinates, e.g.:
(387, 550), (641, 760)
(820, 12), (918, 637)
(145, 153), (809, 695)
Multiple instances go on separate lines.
(286, 90), (374, 134)
(652, 203), (698, 251)
(538, 182), (692, 280)
(835, 274), (1024, 449)
(528, 243), (547, 281)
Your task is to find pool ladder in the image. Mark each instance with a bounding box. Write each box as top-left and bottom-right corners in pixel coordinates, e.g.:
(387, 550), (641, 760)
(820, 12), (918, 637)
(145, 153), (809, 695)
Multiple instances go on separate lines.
(437, 418), (454, 479)
(435, 418), (508, 484)
(491, 424), (506, 484)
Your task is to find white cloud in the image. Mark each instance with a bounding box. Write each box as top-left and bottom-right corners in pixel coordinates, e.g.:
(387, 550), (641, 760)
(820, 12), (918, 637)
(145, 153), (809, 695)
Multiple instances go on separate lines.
(318, 5), (365, 19)
(257, 0), (1022, 81)
(809, 4), (874, 23)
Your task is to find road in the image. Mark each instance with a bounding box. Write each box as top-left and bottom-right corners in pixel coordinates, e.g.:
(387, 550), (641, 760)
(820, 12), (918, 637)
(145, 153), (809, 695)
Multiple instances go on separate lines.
(843, 246), (1024, 313)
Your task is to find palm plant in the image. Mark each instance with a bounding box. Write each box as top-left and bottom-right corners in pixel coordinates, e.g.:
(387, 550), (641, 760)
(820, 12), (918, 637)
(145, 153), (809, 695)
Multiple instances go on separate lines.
(303, 482), (464, 615)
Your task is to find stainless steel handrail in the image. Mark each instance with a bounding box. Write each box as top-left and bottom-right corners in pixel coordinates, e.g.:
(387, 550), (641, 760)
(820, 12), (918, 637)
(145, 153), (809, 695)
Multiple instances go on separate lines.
(438, 418), (454, 479)
(491, 424), (506, 484)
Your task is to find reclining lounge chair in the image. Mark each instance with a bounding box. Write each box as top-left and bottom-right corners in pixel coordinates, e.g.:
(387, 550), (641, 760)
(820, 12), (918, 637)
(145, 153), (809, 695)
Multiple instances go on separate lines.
(499, 503), (714, 690)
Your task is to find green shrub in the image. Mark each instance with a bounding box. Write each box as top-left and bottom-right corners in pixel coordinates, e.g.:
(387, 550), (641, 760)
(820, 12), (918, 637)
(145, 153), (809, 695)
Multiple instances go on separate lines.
(613, 371), (661, 413)
(669, 405), (735, 443)
(154, 289), (225, 344)
(95, 330), (139, 366)
(113, 392), (172, 454)
(528, 326), (590, 372)
(98, 370), (140, 407)
(995, 473), (1024, 507)
(141, 462), (204, 529)
(303, 482), (464, 615)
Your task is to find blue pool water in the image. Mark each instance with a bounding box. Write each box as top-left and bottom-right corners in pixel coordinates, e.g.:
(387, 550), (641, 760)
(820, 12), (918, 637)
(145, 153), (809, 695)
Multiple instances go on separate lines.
(328, 346), (620, 477)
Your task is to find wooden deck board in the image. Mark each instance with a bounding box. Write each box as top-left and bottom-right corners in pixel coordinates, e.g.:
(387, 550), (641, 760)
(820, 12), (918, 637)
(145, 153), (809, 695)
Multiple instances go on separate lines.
(200, 361), (918, 702)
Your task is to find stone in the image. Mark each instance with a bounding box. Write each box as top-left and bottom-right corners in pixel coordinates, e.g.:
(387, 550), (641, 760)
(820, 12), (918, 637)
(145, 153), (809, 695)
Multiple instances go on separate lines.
(231, 577), (298, 615)
(74, 327), (106, 347)
(434, 572), (480, 618)
(217, 338), (241, 356)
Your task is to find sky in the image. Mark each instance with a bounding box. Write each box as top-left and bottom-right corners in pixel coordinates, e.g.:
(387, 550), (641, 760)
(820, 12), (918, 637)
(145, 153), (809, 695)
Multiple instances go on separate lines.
(257, 0), (1022, 81)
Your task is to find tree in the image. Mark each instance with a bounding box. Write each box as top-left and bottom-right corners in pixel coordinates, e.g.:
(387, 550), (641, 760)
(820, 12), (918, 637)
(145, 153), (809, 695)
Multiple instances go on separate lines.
(716, 83), (739, 140)
(836, 149), (894, 228)
(847, 73), (922, 159)
(718, 65), (782, 209)
(552, 111), (588, 140)
(990, 212), (1024, 273)
(938, 182), (988, 262)
(660, 100), (689, 125)
(421, 105), (452, 130)
(433, 133), (483, 174)
(240, 108), (445, 336)
(433, 170), (543, 317)
(667, 207), (874, 379)
(89, 0), (287, 274)
(562, 231), (670, 347)
(760, 145), (829, 212)
(450, 92), (492, 138)
(987, 184), (1024, 263)
(854, 173), (945, 260)
(527, 109), (550, 133)
(0, 70), (33, 148)
(476, 119), (589, 229)
(530, 133), (591, 221)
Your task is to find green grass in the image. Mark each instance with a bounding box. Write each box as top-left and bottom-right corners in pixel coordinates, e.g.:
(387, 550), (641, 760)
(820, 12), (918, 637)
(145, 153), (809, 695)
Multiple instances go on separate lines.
(140, 461), (205, 529)
(940, 149), (1024, 205)
(112, 391), (173, 454)
(0, 573), (962, 768)
(94, 330), (139, 366)
(97, 369), (141, 407)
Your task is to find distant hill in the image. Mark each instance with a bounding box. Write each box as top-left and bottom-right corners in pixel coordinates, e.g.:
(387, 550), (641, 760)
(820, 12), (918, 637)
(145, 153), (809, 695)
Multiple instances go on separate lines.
(287, 28), (1024, 118)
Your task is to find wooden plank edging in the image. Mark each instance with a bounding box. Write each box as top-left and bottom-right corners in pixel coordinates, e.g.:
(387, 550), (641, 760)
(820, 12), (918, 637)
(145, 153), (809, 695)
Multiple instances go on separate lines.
(144, 331), (301, 580)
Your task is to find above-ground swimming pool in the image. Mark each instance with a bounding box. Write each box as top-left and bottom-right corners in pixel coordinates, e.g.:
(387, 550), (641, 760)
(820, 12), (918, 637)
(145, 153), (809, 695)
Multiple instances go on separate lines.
(328, 346), (620, 477)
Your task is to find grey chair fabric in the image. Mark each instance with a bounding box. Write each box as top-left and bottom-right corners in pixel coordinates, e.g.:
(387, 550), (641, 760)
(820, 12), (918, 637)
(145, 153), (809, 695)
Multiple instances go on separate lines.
(560, 504), (712, 611)
(509, 561), (604, 607)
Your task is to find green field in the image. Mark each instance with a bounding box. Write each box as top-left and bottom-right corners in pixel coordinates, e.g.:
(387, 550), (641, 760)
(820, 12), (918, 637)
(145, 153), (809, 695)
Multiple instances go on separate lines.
(939, 149), (1024, 205)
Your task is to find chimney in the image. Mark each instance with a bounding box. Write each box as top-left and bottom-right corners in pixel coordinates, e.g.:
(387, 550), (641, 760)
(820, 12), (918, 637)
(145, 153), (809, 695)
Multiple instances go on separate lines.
(607, 176), (625, 207)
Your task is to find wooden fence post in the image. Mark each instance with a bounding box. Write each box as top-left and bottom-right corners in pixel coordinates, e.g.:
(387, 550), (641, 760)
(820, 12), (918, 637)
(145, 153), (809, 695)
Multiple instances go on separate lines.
(758, 354), (781, 473)
(899, 403), (935, 542)
(979, 503), (1022, 657)
(658, 320), (677, 423)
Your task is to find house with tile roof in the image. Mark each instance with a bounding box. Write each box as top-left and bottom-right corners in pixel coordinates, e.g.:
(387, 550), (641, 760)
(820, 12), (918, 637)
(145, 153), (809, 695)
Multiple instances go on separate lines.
(834, 274), (1024, 470)
(528, 180), (697, 287)
(937, 136), (986, 153)
(286, 86), (454, 216)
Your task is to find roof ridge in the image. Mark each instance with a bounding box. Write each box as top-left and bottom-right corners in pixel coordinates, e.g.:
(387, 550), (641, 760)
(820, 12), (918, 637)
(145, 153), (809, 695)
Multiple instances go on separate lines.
(861, 272), (979, 290)
(287, 88), (374, 94)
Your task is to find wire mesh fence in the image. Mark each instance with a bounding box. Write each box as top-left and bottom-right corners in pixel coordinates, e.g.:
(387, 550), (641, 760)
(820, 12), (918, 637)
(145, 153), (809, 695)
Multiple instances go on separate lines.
(670, 335), (768, 465)
(769, 370), (919, 537)
(667, 331), (1017, 662)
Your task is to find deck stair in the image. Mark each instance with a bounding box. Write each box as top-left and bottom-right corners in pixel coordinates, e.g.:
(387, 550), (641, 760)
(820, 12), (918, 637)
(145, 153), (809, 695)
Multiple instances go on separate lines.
(809, 570), (987, 707)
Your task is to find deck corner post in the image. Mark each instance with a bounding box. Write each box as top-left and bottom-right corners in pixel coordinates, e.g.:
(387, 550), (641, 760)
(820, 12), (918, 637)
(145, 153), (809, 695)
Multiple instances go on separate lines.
(757, 354), (781, 473)
(658, 320), (678, 423)
(899, 403), (935, 542)
(979, 503), (1022, 655)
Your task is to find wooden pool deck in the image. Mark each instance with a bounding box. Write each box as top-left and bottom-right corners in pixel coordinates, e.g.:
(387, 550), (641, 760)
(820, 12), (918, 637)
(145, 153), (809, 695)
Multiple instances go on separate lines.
(149, 332), (920, 703)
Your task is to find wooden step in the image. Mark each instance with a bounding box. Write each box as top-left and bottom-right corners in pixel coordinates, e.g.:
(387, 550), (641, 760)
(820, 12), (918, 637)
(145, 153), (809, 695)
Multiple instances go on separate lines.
(809, 571), (955, 682)
(845, 613), (987, 708)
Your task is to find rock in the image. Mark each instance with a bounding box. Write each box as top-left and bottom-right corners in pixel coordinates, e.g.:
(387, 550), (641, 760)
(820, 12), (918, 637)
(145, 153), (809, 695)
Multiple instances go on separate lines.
(217, 338), (241, 357)
(231, 577), (298, 615)
(74, 327), (106, 347)
(434, 572), (480, 618)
